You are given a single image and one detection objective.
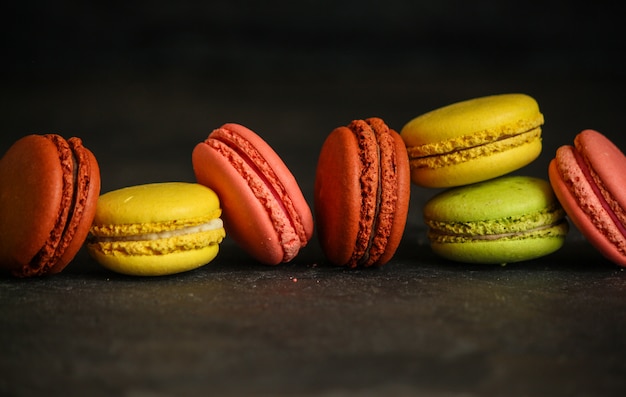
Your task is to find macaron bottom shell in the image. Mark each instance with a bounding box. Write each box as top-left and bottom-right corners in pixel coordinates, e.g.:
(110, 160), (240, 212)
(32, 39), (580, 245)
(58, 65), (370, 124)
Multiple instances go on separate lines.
(88, 243), (221, 277)
(429, 224), (569, 264)
(410, 135), (541, 188)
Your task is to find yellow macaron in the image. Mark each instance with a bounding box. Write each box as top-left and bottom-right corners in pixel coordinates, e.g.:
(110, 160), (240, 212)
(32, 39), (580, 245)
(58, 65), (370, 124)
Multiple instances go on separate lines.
(400, 93), (544, 188)
(87, 182), (225, 276)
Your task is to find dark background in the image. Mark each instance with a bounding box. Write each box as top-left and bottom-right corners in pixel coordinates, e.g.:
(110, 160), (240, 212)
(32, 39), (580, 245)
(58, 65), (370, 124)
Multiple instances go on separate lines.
(2, 1), (626, 396)
(3, 0), (625, 195)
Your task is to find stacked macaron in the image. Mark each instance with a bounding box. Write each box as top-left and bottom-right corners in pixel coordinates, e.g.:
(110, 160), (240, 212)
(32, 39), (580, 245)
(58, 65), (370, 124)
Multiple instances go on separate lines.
(400, 93), (569, 264)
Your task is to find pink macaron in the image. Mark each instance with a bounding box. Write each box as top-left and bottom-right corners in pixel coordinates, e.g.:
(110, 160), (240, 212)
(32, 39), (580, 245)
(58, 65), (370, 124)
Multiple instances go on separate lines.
(192, 123), (314, 265)
(549, 129), (626, 267)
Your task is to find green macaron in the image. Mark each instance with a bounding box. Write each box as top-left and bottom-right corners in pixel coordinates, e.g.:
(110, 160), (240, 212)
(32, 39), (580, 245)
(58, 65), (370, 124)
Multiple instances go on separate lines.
(423, 176), (569, 264)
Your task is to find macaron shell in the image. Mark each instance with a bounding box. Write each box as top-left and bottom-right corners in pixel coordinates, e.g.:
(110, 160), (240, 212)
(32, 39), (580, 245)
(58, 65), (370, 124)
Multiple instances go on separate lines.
(424, 176), (558, 222)
(411, 137), (541, 188)
(431, 229), (568, 264)
(89, 243), (220, 276)
(314, 125), (365, 266)
(401, 93), (543, 146)
(0, 135), (66, 274)
(93, 182), (220, 226)
(193, 123), (313, 265)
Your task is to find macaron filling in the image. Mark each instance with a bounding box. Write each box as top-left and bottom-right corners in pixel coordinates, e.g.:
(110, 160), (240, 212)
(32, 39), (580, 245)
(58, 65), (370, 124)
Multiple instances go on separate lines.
(89, 218), (225, 256)
(348, 119), (398, 267)
(92, 218), (224, 242)
(355, 133), (383, 266)
(407, 127), (541, 169)
(207, 129), (307, 261)
(25, 135), (81, 275)
(426, 206), (567, 243)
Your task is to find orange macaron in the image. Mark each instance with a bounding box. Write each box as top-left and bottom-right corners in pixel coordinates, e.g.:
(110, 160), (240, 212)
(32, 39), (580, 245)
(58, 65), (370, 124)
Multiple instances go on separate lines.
(314, 118), (411, 268)
(0, 134), (101, 277)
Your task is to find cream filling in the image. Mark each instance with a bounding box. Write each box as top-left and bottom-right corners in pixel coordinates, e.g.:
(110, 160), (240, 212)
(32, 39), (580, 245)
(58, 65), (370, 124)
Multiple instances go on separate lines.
(408, 128), (541, 169)
(436, 222), (561, 240)
(357, 138), (382, 266)
(92, 218), (224, 243)
(428, 220), (568, 244)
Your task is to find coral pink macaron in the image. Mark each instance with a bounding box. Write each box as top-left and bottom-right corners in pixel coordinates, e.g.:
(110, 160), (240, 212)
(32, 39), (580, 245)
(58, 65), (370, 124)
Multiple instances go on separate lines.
(314, 117), (411, 268)
(549, 129), (626, 267)
(192, 123), (313, 265)
(0, 134), (100, 277)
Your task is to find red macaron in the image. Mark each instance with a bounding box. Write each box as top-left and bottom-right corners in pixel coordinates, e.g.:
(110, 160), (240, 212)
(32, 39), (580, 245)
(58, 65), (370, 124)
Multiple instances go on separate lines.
(314, 117), (411, 268)
(0, 134), (101, 277)
(192, 123), (314, 265)
(549, 129), (626, 267)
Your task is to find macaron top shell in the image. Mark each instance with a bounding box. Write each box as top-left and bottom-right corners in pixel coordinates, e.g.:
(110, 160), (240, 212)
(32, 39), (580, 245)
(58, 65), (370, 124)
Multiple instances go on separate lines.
(424, 175), (559, 224)
(0, 135), (64, 273)
(401, 93), (543, 148)
(93, 182), (221, 227)
(314, 122), (364, 266)
(193, 123), (313, 265)
(549, 129), (626, 265)
(0, 134), (100, 277)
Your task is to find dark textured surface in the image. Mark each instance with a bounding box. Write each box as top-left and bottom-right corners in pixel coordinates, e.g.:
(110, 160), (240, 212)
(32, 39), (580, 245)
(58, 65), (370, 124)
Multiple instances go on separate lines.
(2, 1), (626, 396)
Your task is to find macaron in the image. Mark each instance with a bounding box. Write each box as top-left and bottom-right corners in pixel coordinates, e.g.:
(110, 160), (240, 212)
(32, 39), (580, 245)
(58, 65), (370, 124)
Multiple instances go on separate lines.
(192, 123), (313, 265)
(0, 134), (100, 277)
(548, 129), (626, 267)
(423, 176), (568, 264)
(400, 93), (544, 188)
(86, 182), (225, 276)
(314, 117), (411, 268)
